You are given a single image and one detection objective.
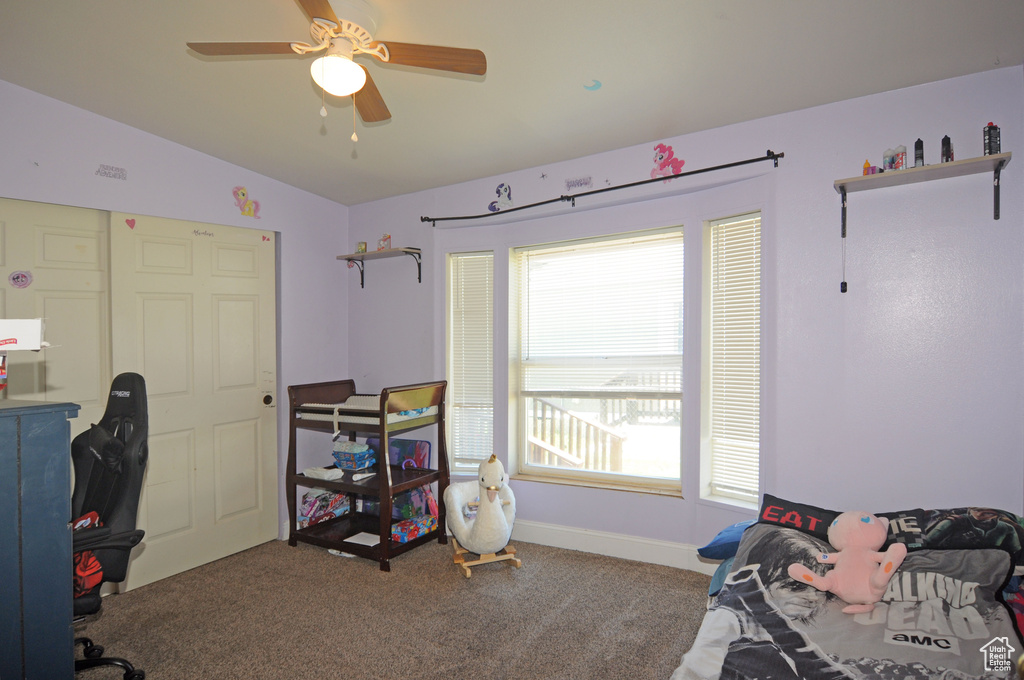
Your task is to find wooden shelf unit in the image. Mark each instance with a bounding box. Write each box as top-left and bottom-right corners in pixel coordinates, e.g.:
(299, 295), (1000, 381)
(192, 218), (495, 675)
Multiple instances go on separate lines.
(285, 379), (449, 571)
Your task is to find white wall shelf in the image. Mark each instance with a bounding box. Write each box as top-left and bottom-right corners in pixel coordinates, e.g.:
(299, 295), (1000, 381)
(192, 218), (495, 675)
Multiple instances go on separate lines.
(834, 152), (1011, 293)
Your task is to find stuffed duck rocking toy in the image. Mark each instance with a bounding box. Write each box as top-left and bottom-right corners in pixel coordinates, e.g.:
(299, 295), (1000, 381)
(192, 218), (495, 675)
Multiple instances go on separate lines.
(443, 454), (522, 577)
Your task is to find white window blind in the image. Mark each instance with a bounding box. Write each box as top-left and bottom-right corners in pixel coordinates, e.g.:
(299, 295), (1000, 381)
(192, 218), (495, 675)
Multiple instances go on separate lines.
(518, 231), (684, 394)
(707, 213), (761, 502)
(447, 252), (494, 472)
(515, 230), (683, 482)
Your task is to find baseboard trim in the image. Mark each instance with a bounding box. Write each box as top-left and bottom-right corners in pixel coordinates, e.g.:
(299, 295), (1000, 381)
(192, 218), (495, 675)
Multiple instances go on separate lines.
(509, 520), (719, 576)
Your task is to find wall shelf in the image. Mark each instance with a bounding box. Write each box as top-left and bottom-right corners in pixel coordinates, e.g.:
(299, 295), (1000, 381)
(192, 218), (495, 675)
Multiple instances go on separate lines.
(834, 152), (1011, 293)
(834, 152), (1011, 196)
(338, 247), (422, 288)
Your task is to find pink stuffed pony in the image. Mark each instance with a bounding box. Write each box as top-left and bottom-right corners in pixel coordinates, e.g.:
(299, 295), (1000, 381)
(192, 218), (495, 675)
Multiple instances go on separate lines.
(787, 511), (907, 614)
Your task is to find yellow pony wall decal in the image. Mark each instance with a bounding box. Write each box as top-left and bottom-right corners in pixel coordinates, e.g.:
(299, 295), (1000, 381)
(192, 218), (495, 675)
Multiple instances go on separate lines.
(232, 186), (261, 218)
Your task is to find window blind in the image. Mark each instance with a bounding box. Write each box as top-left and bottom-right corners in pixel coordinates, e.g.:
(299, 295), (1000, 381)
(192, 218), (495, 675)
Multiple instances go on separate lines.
(708, 213), (761, 502)
(517, 231), (684, 394)
(447, 252), (494, 472)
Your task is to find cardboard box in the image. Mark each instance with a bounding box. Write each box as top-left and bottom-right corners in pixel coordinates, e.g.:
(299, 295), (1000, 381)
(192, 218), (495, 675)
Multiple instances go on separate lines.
(0, 319), (46, 351)
(391, 514), (437, 543)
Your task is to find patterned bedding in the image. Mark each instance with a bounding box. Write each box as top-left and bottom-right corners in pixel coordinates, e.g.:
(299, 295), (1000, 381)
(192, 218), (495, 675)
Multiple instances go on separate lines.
(673, 498), (1024, 679)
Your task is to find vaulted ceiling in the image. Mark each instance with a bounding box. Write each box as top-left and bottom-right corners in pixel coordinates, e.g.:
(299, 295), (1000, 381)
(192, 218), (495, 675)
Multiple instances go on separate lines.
(1, 0), (1021, 206)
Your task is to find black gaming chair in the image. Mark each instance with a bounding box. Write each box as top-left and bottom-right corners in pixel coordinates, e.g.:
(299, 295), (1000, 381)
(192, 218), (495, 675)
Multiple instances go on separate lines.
(70, 372), (149, 680)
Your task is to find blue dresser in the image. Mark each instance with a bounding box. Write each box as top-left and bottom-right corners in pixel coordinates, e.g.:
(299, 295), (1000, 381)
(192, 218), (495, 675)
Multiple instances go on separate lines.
(0, 400), (80, 679)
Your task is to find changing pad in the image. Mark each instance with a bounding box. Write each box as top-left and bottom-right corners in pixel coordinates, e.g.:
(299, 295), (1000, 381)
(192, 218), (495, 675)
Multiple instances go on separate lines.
(297, 395), (438, 429)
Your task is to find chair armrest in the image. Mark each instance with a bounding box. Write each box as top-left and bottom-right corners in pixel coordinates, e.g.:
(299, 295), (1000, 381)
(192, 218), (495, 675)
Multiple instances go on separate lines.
(74, 527), (144, 552)
(72, 526), (111, 550)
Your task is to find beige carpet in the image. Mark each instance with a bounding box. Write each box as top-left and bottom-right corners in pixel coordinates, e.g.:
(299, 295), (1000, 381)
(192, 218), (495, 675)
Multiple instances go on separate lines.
(74, 538), (712, 679)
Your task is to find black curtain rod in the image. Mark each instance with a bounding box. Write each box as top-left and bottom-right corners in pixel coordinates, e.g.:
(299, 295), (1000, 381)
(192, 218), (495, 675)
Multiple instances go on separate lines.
(421, 150), (784, 226)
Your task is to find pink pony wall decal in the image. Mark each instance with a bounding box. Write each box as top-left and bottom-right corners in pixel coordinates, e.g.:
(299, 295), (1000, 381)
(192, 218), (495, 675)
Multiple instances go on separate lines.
(651, 143), (685, 182)
(232, 186), (261, 218)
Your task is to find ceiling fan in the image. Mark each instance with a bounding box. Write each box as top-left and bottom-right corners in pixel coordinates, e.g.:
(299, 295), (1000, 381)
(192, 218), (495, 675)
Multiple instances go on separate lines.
(186, 0), (487, 123)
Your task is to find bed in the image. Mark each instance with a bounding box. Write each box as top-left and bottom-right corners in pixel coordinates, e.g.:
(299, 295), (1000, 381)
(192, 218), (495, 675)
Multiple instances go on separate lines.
(672, 494), (1024, 679)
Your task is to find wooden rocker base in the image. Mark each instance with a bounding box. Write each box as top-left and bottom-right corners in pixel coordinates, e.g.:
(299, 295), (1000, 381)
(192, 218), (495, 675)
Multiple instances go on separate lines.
(451, 538), (522, 578)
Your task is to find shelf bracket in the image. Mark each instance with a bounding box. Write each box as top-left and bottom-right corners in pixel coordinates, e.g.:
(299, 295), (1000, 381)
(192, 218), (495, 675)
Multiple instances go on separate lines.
(994, 158), (1005, 220)
(840, 186), (848, 293)
(349, 259), (366, 288)
(405, 250), (422, 283)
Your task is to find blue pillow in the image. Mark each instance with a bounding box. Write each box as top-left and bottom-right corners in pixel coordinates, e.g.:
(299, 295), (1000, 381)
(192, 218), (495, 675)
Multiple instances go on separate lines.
(708, 556), (735, 596)
(697, 519), (756, 560)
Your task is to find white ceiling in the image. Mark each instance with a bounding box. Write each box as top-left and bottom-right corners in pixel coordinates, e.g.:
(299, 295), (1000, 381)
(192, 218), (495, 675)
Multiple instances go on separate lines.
(1, 1), (1022, 207)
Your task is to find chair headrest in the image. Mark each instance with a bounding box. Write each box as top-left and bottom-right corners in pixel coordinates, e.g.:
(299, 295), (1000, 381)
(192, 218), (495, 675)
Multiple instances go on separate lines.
(101, 372), (148, 426)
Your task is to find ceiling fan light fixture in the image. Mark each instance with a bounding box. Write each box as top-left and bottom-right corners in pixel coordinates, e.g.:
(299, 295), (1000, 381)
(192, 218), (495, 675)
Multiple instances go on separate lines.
(310, 44), (366, 97)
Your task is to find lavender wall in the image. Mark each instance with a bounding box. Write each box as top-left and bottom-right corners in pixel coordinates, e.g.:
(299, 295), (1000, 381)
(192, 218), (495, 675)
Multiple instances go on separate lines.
(1, 65), (1020, 557)
(349, 66), (1024, 550)
(0, 79), (351, 535)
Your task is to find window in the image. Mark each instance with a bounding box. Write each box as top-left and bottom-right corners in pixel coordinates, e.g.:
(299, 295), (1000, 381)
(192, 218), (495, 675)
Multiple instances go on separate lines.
(703, 212), (761, 503)
(446, 252), (494, 473)
(513, 229), (684, 487)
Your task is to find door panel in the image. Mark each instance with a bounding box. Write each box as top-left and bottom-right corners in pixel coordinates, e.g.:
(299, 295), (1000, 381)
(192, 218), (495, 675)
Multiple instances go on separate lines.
(111, 213), (278, 589)
(36, 292), (106, 405)
(139, 294), (193, 396)
(0, 198), (110, 429)
(213, 295), (259, 388)
(214, 418), (261, 519)
(145, 428), (196, 538)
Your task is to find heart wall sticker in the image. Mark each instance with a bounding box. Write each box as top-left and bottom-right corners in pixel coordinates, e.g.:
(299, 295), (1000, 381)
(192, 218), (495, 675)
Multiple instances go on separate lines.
(125, 218), (136, 229)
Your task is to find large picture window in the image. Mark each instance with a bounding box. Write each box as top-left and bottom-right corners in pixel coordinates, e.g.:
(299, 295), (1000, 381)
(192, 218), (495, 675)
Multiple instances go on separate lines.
(513, 229), (684, 487)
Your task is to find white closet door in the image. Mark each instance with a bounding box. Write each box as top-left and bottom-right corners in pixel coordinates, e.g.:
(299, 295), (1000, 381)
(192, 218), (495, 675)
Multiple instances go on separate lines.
(110, 213), (278, 590)
(0, 197), (111, 430)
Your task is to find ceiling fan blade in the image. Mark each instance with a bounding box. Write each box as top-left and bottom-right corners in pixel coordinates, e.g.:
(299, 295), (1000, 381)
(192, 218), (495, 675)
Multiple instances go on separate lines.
(187, 42), (297, 56)
(372, 41), (486, 76)
(297, 0), (339, 24)
(354, 67), (391, 122)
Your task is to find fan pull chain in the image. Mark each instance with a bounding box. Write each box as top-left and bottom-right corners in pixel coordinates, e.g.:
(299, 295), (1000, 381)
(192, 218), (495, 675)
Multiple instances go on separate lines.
(319, 57), (327, 118)
(351, 97), (358, 142)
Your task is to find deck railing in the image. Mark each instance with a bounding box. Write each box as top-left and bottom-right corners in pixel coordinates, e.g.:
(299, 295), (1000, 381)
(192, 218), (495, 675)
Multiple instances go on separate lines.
(524, 389), (681, 473)
(525, 397), (624, 471)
